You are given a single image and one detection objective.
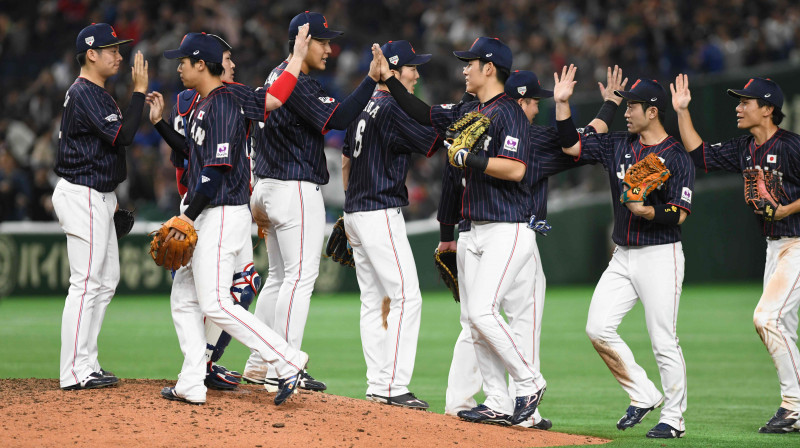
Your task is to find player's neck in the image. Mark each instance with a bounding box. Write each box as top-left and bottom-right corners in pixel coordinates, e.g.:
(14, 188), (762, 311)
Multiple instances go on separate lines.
(79, 67), (108, 88)
(195, 77), (224, 98)
(475, 83), (504, 104)
(750, 122), (779, 146)
(638, 124), (668, 146)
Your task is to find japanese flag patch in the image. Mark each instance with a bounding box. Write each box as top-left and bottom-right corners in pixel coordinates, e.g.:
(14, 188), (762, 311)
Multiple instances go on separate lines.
(503, 135), (519, 152)
(197, 111), (205, 120)
(216, 143), (229, 158)
(767, 154), (777, 164)
(681, 187), (692, 204)
(318, 97), (335, 103)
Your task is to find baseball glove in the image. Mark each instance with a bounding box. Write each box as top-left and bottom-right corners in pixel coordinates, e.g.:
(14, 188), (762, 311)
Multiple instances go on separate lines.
(434, 249), (459, 302)
(149, 216), (198, 271)
(446, 112), (491, 168)
(743, 168), (780, 221)
(113, 208), (135, 240)
(325, 217), (354, 268)
(620, 153), (671, 203)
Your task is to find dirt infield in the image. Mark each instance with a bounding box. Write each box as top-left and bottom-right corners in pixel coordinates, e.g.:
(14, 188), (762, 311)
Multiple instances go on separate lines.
(0, 379), (609, 447)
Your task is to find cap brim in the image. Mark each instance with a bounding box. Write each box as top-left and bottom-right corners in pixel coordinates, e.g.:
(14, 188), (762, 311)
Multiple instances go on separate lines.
(453, 50), (480, 61)
(727, 88), (758, 100)
(97, 38), (134, 48)
(311, 30), (344, 39)
(163, 48), (188, 59)
(614, 90), (647, 103)
(532, 88), (554, 99)
(407, 54), (432, 66)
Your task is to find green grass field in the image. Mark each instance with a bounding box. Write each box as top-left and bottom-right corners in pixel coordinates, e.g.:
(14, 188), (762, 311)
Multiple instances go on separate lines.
(1, 283), (798, 447)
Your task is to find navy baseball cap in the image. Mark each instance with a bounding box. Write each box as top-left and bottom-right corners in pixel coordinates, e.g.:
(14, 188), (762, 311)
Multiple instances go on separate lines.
(615, 79), (668, 112)
(208, 34), (232, 52)
(381, 41), (431, 71)
(76, 23), (133, 53)
(505, 70), (553, 99)
(727, 78), (784, 110)
(453, 37), (512, 71)
(164, 33), (224, 63)
(289, 11), (343, 40)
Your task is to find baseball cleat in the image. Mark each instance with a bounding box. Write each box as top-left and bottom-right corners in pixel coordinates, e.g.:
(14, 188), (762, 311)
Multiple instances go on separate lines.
(205, 363), (239, 391)
(274, 372), (302, 405)
(533, 417), (553, 430)
(99, 368), (116, 378)
(616, 397), (664, 430)
(457, 404), (512, 426)
(242, 369), (268, 385)
(215, 363), (241, 379)
(511, 387), (546, 425)
(758, 407), (800, 433)
(297, 370), (327, 391)
(367, 392), (429, 410)
(61, 372), (119, 391)
(263, 378), (280, 392)
(160, 387), (205, 405)
(646, 422), (685, 438)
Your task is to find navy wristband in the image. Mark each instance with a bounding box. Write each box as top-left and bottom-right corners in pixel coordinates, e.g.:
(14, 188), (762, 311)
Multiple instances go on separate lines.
(556, 116), (580, 148)
(652, 205), (681, 225)
(464, 153), (489, 171)
(440, 224), (455, 242)
(595, 100), (619, 127)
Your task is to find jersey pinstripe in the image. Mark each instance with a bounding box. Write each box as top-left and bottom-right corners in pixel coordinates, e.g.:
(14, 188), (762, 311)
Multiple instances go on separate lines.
(430, 94), (530, 222)
(579, 132), (695, 246)
(183, 85), (249, 206)
(342, 92), (440, 212)
(55, 77), (126, 192)
(254, 61), (339, 184)
(691, 129), (800, 237)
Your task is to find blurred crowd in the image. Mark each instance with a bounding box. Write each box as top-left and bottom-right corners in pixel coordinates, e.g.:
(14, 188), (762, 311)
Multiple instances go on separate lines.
(2, 0), (799, 223)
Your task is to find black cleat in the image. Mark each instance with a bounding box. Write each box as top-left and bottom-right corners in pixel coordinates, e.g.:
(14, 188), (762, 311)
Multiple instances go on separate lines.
(297, 370), (327, 391)
(61, 372), (119, 391)
(758, 407), (800, 434)
(160, 386), (205, 405)
(511, 387), (546, 425)
(646, 423), (685, 438)
(617, 398), (663, 430)
(457, 404), (512, 426)
(368, 392), (429, 410)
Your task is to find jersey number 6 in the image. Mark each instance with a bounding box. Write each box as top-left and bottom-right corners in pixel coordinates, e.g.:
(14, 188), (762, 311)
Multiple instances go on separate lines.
(352, 119), (366, 158)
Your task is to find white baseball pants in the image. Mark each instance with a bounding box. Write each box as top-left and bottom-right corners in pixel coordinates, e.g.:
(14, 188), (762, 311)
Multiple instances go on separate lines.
(344, 208), (423, 397)
(169, 205), (307, 401)
(53, 179), (119, 388)
(754, 237), (800, 412)
(244, 179), (325, 378)
(586, 242), (687, 431)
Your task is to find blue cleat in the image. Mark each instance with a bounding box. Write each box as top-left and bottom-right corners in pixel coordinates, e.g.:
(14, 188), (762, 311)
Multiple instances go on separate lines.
(511, 387), (546, 425)
(617, 397), (663, 430)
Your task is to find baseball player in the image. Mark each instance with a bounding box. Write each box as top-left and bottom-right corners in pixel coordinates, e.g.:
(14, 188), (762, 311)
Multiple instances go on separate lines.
(671, 75), (800, 434)
(54, 23), (148, 390)
(554, 71), (694, 438)
(341, 40), (440, 410)
(147, 33), (286, 391)
(442, 67), (626, 427)
(155, 32), (309, 406)
(379, 37), (546, 425)
(242, 11), (383, 392)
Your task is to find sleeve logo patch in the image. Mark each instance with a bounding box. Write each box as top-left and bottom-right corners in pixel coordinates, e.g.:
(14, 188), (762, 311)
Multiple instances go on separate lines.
(439, 104), (455, 109)
(318, 97), (335, 103)
(767, 154), (777, 163)
(197, 111), (205, 120)
(681, 187), (692, 204)
(216, 143), (229, 158)
(104, 114), (119, 122)
(503, 136), (519, 152)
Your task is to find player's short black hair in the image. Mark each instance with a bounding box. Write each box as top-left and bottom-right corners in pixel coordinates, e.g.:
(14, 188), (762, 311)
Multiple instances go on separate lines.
(76, 48), (103, 67)
(757, 98), (784, 125)
(478, 60), (510, 85)
(636, 102), (665, 126)
(189, 58), (224, 77)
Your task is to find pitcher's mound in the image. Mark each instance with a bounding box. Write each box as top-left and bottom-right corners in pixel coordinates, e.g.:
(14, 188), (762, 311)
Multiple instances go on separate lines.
(1, 379), (609, 447)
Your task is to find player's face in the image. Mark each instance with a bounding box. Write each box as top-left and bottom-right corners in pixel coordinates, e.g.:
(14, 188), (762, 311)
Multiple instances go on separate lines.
(735, 98), (766, 129)
(396, 66), (419, 93)
(177, 57), (200, 88)
(92, 46), (123, 77)
(518, 98), (539, 123)
(624, 101), (651, 134)
(462, 60), (486, 93)
(221, 51), (235, 83)
(305, 38), (332, 72)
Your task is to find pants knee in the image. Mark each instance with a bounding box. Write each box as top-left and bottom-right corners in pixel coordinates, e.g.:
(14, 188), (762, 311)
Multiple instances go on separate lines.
(753, 310), (775, 333)
(585, 321), (607, 342)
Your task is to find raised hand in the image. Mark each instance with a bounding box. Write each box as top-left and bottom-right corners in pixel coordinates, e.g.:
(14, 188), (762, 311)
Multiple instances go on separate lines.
(553, 64), (577, 104)
(670, 74), (692, 112)
(131, 51), (149, 94)
(292, 24), (311, 60)
(599, 65), (628, 105)
(145, 91), (165, 125)
(368, 43), (386, 82)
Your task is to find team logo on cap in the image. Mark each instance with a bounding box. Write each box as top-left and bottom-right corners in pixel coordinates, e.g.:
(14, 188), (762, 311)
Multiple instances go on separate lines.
(193, 50), (200, 55)
(765, 93), (772, 98)
(323, 16), (328, 28)
(517, 86), (527, 96)
(85, 36), (95, 46)
(110, 26), (118, 38)
(651, 97), (658, 102)
(389, 55), (399, 66)
(486, 53), (493, 57)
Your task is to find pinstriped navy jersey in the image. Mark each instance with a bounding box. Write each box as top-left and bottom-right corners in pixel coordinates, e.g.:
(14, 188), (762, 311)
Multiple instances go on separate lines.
(526, 124), (591, 219)
(254, 61), (339, 184)
(430, 93), (530, 222)
(579, 132), (695, 246)
(691, 129), (800, 237)
(55, 78), (126, 192)
(342, 92), (440, 212)
(183, 85), (250, 206)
